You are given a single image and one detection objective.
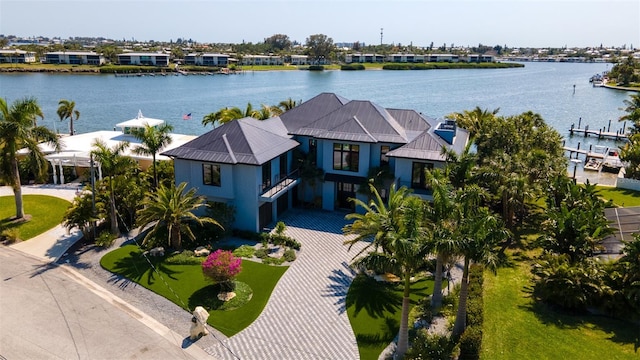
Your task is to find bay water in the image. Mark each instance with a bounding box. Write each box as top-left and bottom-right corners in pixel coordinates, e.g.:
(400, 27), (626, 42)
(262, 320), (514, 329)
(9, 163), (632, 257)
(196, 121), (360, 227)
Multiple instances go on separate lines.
(1, 62), (636, 183)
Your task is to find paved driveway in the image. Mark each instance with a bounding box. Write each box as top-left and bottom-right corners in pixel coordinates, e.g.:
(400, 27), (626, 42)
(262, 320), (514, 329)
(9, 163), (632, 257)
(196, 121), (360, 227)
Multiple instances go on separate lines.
(205, 210), (365, 360)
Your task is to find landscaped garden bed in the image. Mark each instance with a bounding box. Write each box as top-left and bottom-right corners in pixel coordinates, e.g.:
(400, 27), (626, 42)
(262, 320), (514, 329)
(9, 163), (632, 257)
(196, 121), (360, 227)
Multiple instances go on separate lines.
(100, 244), (288, 336)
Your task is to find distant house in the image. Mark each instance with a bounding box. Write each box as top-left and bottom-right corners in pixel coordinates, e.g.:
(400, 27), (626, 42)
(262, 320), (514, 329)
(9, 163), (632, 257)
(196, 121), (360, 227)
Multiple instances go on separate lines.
(241, 55), (284, 66)
(0, 49), (36, 63)
(345, 53), (385, 63)
(289, 55), (309, 65)
(117, 52), (169, 66)
(184, 53), (229, 66)
(163, 93), (469, 232)
(45, 51), (105, 65)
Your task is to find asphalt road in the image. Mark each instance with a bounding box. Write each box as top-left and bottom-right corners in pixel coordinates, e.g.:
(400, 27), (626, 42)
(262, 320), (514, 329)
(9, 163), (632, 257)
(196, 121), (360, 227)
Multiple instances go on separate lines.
(0, 246), (209, 360)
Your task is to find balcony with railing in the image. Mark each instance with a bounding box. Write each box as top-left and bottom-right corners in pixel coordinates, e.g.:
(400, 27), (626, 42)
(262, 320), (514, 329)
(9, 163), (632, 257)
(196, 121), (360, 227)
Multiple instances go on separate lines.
(259, 169), (300, 202)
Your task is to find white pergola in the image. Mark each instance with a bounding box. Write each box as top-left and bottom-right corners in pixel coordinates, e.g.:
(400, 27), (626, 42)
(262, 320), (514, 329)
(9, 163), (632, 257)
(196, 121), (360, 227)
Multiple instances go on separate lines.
(39, 112), (196, 185)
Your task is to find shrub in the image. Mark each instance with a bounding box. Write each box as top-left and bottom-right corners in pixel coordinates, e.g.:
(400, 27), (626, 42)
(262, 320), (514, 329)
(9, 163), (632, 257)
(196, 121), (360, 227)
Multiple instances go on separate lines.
(308, 65), (324, 71)
(202, 250), (242, 291)
(458, 326), (482, 360)
(283, 249), (297, 262)
(165, 250), (202, 265)
(406, 330), (456, 360)
(95, 231), (116, 248)
(0, 228), (20, 244)
(466, 264), (484, 327)
(232, 245), (256, 258)
(261, 256), (286, 265)
(341, 64), (365, 70)
(207, 202), (236, 237)
(254, 248), (268, 259)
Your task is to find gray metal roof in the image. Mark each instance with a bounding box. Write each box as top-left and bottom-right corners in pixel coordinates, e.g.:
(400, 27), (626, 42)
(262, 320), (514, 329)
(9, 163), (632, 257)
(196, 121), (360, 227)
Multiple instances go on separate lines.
(291, 100), (408, 144)
(387, 117), (470, 161)
(386, 109), (432, 133)
(162, 117), (298, 165)
(279, 92), (350, 133)
(386, 130), (447, 161)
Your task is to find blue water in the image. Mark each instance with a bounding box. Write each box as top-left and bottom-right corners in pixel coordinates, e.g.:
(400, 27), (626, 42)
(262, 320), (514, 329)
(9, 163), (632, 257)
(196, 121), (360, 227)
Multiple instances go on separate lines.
(0, 62), (635, 152)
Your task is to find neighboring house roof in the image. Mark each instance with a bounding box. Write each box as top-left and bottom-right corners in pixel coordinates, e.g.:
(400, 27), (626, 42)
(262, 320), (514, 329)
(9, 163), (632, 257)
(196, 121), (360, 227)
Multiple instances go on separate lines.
(291, 100), (409, 144)
(279, 92), (350, 132)
(162, 117), (298, 165)
(387, 117), (470, 161)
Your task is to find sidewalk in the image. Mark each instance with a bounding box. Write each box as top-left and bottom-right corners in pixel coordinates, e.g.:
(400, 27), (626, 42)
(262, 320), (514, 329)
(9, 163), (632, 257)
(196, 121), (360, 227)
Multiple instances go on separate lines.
(1, 184), (83, 262)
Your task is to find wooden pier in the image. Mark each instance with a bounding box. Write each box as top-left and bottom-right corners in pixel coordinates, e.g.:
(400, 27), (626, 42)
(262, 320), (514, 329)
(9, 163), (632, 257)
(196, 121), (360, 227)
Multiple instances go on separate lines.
(568, 118), (628, 141)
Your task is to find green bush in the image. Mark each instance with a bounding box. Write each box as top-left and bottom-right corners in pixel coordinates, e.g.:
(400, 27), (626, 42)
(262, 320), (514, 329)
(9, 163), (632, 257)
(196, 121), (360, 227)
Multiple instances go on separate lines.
(232, 245), (256, 258)
(458, 326), (482, 360)
(0, 228), (20, 244)
(261, 256), (286, 265)
(206, 202), (236, 237)
(466, 264), (485, 328)
(255, 248), (268, 259)
(341, 64), (365, 70)
(406, 330), (456, 360)
(165, 250), (202, 265)
(283, 249), (296, 262)
(308, 65), (324, 71)
(95, 231), (116, 248)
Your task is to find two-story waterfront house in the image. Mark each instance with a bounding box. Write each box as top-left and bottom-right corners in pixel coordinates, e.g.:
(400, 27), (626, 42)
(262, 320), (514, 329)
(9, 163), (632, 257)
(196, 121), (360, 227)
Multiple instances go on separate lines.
(163, 93), (469, 232)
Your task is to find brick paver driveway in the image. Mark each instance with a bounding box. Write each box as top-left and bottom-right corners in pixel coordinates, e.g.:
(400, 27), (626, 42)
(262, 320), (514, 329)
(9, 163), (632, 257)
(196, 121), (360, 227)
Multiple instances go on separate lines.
(205, 210), (366, 360)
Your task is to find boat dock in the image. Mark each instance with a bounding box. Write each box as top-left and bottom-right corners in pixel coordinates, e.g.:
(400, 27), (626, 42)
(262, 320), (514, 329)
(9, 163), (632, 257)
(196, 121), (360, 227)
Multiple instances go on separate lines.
(568, 118), (628, 141)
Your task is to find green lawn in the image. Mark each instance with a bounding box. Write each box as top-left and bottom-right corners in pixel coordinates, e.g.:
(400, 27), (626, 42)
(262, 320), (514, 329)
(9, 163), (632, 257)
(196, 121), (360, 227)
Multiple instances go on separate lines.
(347, 275), (435, 360)
(596, 186), (640, 207)
(100, 244), (287, 336)
(482, 262), (639, 359)
(0, 195), (70, 240)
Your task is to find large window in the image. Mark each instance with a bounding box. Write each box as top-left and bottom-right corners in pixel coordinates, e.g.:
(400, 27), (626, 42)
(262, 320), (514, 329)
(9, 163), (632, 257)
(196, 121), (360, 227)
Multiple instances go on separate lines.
(262, 161), (272, 191)
(411, 162), (433, 189)
(333, 143), (359, 172)
(203, 164), (221, 186)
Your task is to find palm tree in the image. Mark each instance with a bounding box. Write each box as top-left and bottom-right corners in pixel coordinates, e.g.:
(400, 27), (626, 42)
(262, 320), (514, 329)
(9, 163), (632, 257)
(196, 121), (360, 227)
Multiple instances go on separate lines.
(131, 123), (174, 188)
(619, 91), (640, 134)
(137, 182), (221, 250)
(0, 97), (60, 219)
(56, 99), (80, 135)
(451, 190), (507, 338)
(447, 106), (499, 140)
(201, 108), (226, 127)
(424, 169), (459, 309)
(278, 98), (299, 113)
(90, 139), (135, 235)
(344, 186), (430, 359)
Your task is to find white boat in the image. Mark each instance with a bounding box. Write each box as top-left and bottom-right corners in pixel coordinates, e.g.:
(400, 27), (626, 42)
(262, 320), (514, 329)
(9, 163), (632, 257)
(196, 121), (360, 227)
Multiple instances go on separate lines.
(601, 149), (624, 174)
(584, 157), (602, 171)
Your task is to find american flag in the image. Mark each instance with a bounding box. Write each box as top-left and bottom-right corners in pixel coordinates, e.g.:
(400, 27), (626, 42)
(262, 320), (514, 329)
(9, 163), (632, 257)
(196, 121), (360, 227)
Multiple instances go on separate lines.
(182, 113), (192, 120)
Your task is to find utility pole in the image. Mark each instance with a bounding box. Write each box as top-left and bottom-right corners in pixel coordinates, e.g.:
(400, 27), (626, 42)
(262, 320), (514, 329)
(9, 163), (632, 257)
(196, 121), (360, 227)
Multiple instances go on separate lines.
(380, 28), (383, 45)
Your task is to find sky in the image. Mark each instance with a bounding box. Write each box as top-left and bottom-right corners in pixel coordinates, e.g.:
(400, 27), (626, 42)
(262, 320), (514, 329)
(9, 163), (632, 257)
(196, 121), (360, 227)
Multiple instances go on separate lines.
(1, 0), (639, 49)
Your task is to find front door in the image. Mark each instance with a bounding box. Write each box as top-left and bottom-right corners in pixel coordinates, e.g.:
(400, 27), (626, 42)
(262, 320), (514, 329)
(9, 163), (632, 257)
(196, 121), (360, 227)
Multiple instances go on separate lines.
(336, 182), (356, 210)
(259, 203), (273, 230)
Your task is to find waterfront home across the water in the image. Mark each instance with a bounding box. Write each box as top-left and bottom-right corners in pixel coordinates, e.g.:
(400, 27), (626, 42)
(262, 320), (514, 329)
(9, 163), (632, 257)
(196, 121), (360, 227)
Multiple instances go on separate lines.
(163, 93), (469, 232)
(184, 53), (229, 67)
(117, 52), (170, 66)
(0, 49), (36, 63)
(44, 51), (105, 65)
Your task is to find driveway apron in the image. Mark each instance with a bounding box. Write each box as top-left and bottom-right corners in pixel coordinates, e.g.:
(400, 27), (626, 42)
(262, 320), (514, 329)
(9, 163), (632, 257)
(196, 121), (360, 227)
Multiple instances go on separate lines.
(205, 210), (365, 360)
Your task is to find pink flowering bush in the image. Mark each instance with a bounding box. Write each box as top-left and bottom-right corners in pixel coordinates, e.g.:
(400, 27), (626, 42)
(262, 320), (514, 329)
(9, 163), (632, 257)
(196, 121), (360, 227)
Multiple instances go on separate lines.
(202, 250), (242, 291)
